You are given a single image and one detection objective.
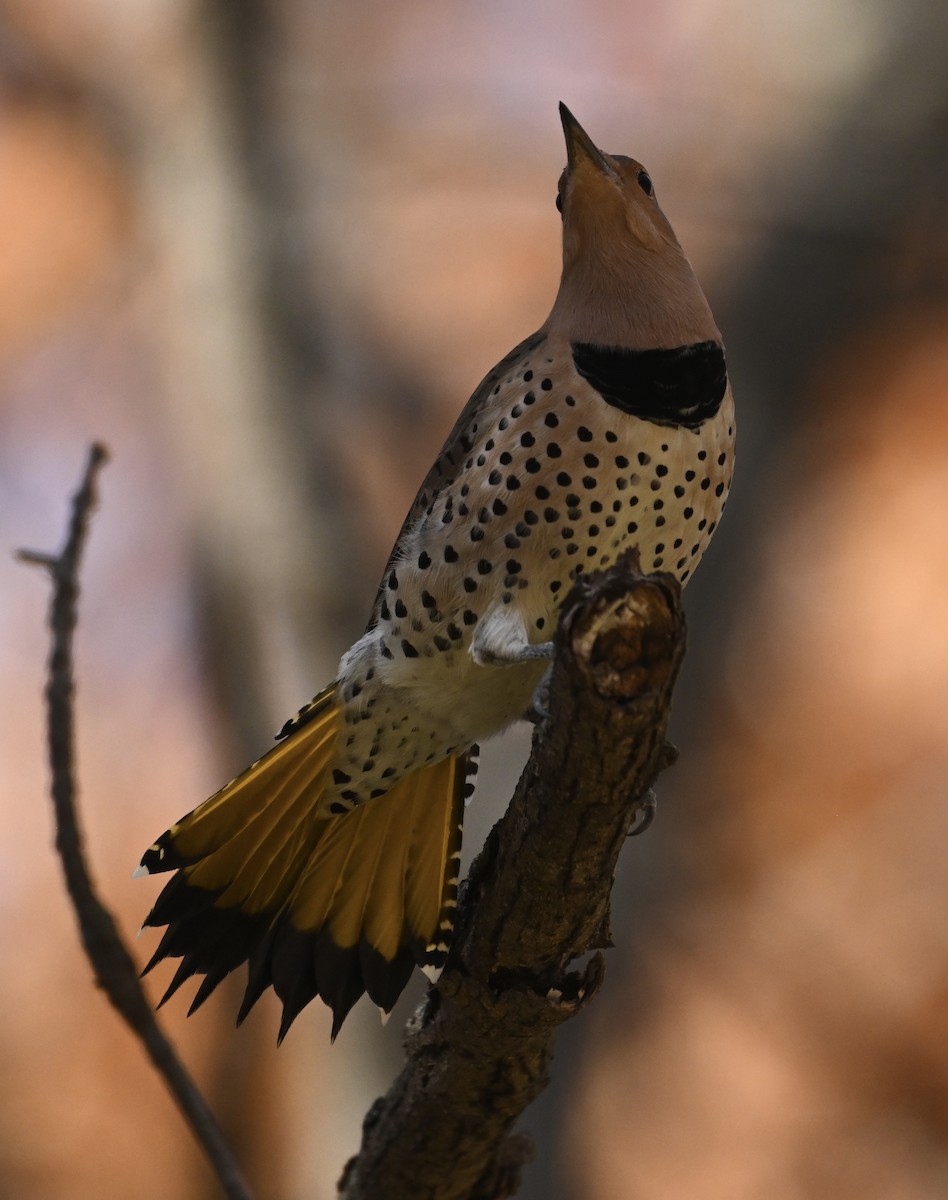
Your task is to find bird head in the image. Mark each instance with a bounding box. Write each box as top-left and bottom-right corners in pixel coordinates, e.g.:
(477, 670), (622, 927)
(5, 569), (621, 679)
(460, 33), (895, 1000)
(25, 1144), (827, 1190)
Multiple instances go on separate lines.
(546, 103), (720, 349)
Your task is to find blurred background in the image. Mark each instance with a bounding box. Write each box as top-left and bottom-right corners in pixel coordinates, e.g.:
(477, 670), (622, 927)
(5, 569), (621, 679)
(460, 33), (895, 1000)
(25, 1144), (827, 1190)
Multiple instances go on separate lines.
(2, 1), (948, 1197)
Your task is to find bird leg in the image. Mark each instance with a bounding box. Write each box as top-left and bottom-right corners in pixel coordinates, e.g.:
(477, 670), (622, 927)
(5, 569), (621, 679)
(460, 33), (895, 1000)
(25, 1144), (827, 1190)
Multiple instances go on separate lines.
(469, 607), (555, 723)
(469, 606), (554, 667)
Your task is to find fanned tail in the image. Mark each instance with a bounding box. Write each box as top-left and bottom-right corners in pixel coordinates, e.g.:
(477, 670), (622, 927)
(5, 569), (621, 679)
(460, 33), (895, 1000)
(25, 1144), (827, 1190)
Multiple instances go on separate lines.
(138, 684), (467, 1039)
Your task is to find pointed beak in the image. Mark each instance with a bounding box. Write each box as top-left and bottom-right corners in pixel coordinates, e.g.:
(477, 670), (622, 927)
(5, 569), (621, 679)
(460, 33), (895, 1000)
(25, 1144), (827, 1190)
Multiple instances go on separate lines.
(559, 102), (615, 178)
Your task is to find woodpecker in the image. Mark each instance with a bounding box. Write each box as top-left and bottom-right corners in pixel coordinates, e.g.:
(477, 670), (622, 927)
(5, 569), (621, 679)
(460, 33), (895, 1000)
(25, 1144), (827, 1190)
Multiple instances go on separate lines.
(138, 104), (735, 1040)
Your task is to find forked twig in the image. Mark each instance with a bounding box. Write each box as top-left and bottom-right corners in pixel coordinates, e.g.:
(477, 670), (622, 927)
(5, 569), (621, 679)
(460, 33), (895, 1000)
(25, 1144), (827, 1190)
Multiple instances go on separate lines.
(18, 444), (252, 1200)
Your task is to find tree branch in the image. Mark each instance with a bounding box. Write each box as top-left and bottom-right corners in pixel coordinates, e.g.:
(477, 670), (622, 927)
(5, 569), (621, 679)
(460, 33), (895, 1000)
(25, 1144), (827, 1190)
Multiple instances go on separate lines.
(339, 551), (686, 1200)
(18, 444), (253, 1200)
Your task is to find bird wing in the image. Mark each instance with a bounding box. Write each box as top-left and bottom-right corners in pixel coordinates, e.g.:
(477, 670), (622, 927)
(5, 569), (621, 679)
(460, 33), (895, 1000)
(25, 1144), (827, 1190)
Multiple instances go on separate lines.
(365, 329), (548, 628)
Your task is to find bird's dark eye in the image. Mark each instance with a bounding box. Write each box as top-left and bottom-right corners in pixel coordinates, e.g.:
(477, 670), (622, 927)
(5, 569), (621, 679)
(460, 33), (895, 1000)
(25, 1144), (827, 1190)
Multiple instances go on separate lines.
(555, 192), (563, 214)
(637, 170), (654, 197)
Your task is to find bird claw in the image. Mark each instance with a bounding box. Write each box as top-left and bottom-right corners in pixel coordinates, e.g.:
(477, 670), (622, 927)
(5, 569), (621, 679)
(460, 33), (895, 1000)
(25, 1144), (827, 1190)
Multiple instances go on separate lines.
(525, 664), (553, 724)
(628, 790), (657, 836)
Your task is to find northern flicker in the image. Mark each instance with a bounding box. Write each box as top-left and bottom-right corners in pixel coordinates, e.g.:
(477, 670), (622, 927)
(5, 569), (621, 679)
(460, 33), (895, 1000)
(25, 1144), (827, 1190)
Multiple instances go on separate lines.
(138, 104), (735, 1039)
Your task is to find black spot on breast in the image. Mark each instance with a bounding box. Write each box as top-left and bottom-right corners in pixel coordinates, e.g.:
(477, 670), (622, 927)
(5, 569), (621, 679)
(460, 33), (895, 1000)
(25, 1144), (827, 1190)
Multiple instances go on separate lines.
(572, 341), (726, 429)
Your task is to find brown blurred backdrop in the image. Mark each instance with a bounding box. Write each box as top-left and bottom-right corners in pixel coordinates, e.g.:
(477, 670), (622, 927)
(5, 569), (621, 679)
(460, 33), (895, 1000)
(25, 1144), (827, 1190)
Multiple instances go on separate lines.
(2, 2), (948, 1198)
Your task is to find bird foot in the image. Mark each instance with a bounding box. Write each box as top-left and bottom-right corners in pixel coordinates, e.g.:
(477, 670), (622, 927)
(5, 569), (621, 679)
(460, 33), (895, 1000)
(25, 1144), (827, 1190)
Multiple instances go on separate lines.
(524, 663), (554, 724)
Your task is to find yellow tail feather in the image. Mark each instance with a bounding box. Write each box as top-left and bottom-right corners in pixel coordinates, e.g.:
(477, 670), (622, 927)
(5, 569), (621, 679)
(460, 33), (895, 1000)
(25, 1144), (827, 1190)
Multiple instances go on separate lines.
(288, 755), (462, 954)
(139, 686), (467, 1038)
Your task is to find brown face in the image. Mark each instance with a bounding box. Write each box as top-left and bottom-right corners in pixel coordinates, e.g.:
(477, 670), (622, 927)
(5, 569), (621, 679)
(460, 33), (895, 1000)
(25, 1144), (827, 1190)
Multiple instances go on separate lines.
(556, 106), (682, 257)
(547, 106), (719, 348)
(555, 155), (654, 214)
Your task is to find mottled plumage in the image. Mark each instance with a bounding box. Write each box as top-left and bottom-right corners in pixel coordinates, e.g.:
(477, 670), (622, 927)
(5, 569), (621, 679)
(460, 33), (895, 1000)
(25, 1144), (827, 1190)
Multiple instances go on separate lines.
(138, 104), (735, 1039)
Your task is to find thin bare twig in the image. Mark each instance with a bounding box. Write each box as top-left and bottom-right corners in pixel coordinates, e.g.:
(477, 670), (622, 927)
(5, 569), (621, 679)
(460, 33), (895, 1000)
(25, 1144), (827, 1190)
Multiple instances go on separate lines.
(18, 444), (253, 1200)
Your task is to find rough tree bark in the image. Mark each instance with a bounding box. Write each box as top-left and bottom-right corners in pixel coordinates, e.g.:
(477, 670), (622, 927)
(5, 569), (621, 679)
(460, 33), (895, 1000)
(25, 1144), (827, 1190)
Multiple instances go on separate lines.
(340, 554), (685, 1200)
